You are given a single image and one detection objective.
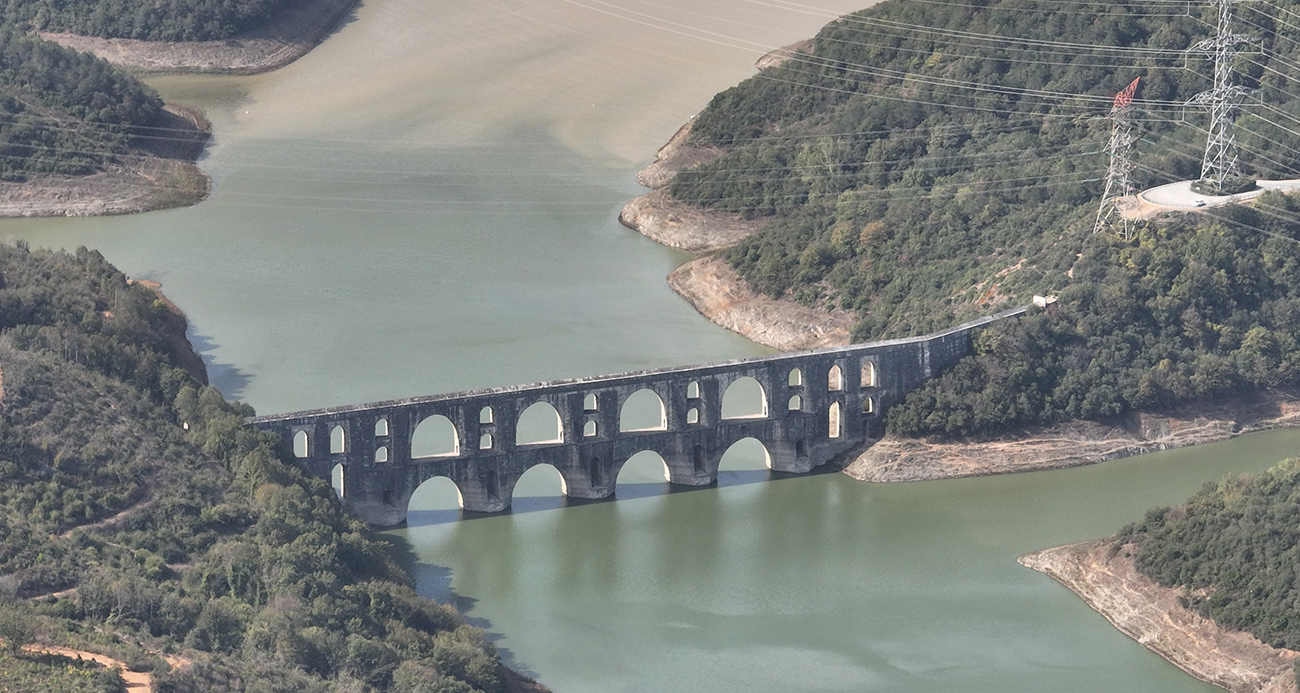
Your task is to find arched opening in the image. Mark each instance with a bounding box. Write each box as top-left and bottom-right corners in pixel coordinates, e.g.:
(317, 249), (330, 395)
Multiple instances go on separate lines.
(329, 426), (346, 454)
(796, 440), (808, 459)
(480, 406), (494, 425)
(861, 360), (877, 388)
(615, 450), (671, 500)
(788, 394), (803, 411)
(620, 389), (667, 432)
(583, 394), (598, 411)
(584, 420), (598, 437)
(687, 381), (700, 399)
(828, 365), (843, 392)
(374, 418), (389, 437)
(829, 402), (843, 438)
(617, 450), (671, 484)
(480, 433), (494, 450)
(693, 444), (705, 474)
(862, 396), (876, 414)
(717, 437), (772, 487)
(412, 414), (459, 457)
(330, 463), (345, 499)
(511, 463), (567, 513)
(406, 476), (464, 526)
(293, 430), (309, 458)
(375, 446), (390, 463)
(686, 407), (699, 424)
(788, 368), (803, 387)
(516, 401), (563, 445)
(589, 457), (603, 486)
(722, 377), (767, 419)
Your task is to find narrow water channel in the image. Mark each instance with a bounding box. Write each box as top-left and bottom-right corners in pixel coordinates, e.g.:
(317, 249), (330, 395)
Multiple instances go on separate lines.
(0, 0), (1287, 689)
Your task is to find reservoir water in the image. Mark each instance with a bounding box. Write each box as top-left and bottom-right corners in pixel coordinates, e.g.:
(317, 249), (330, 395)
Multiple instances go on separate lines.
(0, 0), (1290, 689)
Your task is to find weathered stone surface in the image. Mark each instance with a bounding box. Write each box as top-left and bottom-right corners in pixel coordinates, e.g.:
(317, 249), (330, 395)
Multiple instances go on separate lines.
(249, 307), (1026, 525)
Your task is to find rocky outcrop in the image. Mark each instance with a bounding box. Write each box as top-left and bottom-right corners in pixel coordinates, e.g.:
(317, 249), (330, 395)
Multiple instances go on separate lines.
(619, 190), (768, 253)
(668, 256), (852, 351)
(1020, 540), (1299, 693)
(40, 0), (357, 74)
(621, 89), (852, 349)
(754, 38), (815, 70)
(844, 388), (1300, 481)
(635, 119), (721, 190)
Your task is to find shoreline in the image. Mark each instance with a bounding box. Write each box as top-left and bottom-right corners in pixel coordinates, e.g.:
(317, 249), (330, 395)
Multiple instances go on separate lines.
(40, 0), (359, 75)
(622, 51), (1300, 483)
(620, 82), (855, 350)
(0, 104), (211, 219)
(843, 387), (1300, 482)
(1020, 540), (1299, 693)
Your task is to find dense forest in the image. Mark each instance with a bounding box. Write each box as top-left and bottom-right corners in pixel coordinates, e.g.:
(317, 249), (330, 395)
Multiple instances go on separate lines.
(0, 244), (511, 692)
(4, 0), (299, 41)
(0, 28), (164, 180)
(887, 201), (1300, 437)
(1117, 459), (1300, 662)
(671, 0), (1300, 436)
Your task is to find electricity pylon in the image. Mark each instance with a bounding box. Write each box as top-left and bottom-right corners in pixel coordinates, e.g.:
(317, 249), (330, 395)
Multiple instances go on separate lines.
(1185, 0), (1258, 193)
(1094, 77), (1141, 240)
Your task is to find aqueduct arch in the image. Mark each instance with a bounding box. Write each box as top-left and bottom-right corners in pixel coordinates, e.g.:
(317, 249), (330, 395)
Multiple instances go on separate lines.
(250, 307), (1027, 525)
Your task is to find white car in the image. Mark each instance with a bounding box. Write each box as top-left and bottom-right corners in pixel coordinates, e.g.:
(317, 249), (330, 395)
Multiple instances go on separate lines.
(1193, 199), (1206, 207)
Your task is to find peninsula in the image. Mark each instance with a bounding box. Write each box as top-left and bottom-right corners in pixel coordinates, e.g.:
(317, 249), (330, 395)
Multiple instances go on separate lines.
(1022, 460), (1300, 692)
(621, 0), (1300, 481)
(0, 0), (356, 217)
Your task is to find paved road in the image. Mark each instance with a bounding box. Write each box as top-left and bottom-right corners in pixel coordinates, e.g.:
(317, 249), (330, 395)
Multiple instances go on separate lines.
(1138, 179), (1300, 210)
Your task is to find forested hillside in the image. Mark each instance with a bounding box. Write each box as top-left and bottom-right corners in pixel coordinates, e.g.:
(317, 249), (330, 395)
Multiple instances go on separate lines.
(0, 28), (164, 180)
(0, 244), (511, 692)
(672, 0), (1300, 436)
(1118, 458), (1300, 657)
(6, 0), (299, 41)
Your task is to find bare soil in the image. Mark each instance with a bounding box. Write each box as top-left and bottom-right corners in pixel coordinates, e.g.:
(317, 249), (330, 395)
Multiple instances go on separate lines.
(40, 0), (359, 75)
(621, 109), (854, 348)
(619, 189), (768, 253)
(669, 256), (853, 350)
(754, 38), (815, 70)
(0, 105), (210, 218)
(844, 387), (1300, 482)
(1020, 540), (1299, 693)
(19, 643), (190, 693)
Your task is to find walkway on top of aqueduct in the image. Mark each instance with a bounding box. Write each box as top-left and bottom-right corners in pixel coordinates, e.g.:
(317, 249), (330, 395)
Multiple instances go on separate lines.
(249, 305), (1028, 526)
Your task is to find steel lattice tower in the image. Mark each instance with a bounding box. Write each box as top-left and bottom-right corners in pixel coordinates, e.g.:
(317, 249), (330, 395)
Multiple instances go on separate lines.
(1185, 0), (1257, 192)
(1094, 77), (1142, 239)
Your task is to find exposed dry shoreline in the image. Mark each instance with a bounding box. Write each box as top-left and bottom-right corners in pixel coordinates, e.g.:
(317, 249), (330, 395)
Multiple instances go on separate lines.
(843, 386), (1300, 482)
(622, 44), (1300, 482)
(7, 0), (357, 217)
(618, 61), (856, 352)
(0, 105), (211, 219)
(40, 0), (359, 75)
(1020, 540), (1299, 693)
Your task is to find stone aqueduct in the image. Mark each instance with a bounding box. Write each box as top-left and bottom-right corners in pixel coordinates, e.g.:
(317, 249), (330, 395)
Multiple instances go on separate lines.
(249, 307), (1026, 525)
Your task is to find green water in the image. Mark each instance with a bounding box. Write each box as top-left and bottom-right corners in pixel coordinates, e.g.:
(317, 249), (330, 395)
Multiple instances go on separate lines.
(0, 0), (1290, 689)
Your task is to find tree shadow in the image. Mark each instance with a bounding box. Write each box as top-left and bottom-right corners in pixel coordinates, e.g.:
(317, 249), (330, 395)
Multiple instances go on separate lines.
(187, 330), (251, 400)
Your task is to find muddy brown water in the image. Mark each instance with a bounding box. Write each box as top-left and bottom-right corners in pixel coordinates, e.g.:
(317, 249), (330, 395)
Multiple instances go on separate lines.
(0, 0), (1285, 689)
